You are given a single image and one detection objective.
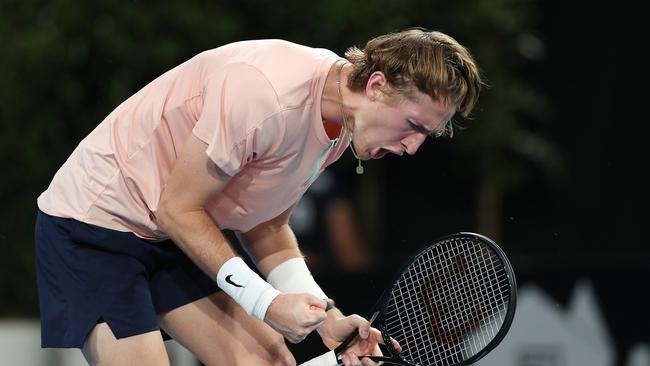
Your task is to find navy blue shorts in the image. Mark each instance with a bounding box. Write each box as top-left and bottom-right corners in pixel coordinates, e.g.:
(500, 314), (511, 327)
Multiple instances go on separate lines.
(34, 210), (222, 348)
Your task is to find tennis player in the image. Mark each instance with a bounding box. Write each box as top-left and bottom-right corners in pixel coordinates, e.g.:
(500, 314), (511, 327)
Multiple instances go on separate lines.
(35, 28), (482, 366)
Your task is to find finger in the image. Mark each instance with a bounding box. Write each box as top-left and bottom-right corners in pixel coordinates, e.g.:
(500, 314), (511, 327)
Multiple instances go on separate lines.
(342, 314), (370, 336)
(357, 337), (382, 357)
(303, 296), (327, 324)
(362, 357), (380, 366)
(366, 327), (381, 342)
(341, 352), (351, 366)
(303, 311), (327, 334)
(309, 309), (327, 325)
(354, 330), (382, 357)
(307, 298), (328, 321)
(344, 352), (362, 366)
(305, 320), (326, 336)
(358, 321), (371, 339)
(390, 337), (402, 353)
(306, 294), (328, 310)
(358, 314), (382, 340)
(371, 342), (382, 357)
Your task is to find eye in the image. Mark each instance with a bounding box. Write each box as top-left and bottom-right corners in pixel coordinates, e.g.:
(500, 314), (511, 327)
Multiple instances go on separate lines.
(408, 119), (441, 139)
(407, 120), (427, 134)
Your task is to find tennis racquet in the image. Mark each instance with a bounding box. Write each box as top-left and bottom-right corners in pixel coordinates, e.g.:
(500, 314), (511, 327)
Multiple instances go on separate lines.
(334, 232), (517, 366)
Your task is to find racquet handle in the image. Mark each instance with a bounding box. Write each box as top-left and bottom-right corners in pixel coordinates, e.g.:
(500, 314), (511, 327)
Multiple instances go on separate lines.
(334, 355), (399, 366)
(333, 328), (359, 358)
(334, 311), (379, 361)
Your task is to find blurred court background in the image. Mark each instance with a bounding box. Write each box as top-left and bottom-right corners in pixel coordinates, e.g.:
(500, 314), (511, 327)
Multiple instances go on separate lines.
(1, 1), (648, 365)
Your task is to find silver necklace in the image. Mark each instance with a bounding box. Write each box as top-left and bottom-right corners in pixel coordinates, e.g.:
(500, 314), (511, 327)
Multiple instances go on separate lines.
(336, 61), (364, 175)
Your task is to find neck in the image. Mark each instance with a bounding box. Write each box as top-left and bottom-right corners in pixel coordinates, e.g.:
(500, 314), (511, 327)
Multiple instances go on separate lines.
(321, 60), (364, 174)
(335, 61), (364, 173)
(336, 61), (352, 130)
(321, 60), (350, 126)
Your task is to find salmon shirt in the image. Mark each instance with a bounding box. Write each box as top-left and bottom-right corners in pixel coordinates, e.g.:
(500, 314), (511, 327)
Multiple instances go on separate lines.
(38, 40), (349, 240)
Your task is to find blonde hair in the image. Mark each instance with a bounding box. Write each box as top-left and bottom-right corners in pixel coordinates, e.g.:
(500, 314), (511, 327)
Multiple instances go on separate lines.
(345, 28), (483, 123)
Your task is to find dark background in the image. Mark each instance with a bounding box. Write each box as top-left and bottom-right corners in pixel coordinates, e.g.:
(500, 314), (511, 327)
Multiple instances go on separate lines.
(1, 1), (647, 365)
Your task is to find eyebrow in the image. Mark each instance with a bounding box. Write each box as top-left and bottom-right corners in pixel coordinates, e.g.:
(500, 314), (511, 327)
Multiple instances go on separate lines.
(407, 119), (438, 136)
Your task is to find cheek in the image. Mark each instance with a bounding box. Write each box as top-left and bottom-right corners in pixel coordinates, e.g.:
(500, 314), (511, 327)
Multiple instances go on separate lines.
(358, 106), (408, 142)
(369, 127), (408, 148)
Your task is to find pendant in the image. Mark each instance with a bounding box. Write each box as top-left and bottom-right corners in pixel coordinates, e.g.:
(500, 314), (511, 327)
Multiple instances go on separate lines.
(356, 160), (364, 174)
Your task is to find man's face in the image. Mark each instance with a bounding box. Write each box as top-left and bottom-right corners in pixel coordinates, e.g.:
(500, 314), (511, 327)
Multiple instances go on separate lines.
(350, 88), (456, 160)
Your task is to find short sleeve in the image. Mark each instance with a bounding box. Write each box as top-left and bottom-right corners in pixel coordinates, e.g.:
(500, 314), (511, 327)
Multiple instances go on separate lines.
(192, 63), (282, 176)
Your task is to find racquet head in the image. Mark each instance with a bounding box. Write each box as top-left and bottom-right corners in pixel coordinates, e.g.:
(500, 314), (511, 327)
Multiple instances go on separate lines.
(335, 232), (517, 366)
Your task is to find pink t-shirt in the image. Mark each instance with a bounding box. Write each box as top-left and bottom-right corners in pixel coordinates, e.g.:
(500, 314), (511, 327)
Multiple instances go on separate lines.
(37, 40), (349, 240)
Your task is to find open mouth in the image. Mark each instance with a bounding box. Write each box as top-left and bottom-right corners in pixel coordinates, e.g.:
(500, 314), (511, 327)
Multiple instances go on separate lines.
(371, 148), (389, 159)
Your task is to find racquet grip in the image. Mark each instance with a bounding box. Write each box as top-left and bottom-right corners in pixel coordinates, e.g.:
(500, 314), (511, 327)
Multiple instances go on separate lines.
(333, 329), (359, 358)
(333, 311), (379, 359)
(334, 355), (394, 366)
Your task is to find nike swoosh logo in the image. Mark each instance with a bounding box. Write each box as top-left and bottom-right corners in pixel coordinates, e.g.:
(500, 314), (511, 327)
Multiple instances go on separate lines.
(225, 274), (244, 288)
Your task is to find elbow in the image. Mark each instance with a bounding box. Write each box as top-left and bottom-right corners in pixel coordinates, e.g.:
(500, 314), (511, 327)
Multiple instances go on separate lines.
(155, 198), (208, 233)
(155, 200), (176, 232)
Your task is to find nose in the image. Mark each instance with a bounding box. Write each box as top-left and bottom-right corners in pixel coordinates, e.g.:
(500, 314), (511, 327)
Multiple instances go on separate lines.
(401, 133), (427, 155)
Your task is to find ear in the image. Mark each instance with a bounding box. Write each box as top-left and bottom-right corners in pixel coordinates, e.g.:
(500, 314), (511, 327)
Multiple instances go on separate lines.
(365, 71), (388, 100)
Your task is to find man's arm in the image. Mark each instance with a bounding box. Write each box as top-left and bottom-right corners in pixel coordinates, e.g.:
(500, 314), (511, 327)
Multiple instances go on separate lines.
(156, 134), (235, 278)
(156, 134), (326, 343)
(237, 204), (301, 276)
(239, 206), (388, 362)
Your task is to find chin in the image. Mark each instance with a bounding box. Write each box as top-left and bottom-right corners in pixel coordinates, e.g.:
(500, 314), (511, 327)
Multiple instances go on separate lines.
(362, 150), (374, 160)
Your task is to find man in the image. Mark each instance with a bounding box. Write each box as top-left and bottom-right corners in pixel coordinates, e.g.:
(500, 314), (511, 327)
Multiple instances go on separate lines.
(35, 28), (482, 366)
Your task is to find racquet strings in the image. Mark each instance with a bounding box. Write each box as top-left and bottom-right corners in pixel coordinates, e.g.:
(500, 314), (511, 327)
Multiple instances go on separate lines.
(383, 237), (512, 366)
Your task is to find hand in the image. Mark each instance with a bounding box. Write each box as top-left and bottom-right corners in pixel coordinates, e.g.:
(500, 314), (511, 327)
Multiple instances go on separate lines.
(318, 311), (402, 366)
(264, 293), (328, 344)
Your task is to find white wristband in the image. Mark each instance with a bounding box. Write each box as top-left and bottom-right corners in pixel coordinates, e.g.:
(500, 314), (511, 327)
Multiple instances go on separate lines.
(216, 257), (280, 321)
(298, 350), (337, 366)
(266, 257), (327, 299)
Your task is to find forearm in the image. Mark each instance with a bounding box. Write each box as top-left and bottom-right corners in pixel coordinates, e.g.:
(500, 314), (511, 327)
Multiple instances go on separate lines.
(156, 207), (234, 279)
(234, 213), (332, 343)
(239, 221), (302, 277)
(158, 206), (283, 321)
(241, 220), (328, 299)
(153, 134), (283, 325)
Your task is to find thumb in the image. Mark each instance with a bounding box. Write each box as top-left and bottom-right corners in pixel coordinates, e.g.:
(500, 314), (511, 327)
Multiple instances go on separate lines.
(358, 320), (371, 339)
(307, 295), (327, 311)
(343, 314), (370, 338)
